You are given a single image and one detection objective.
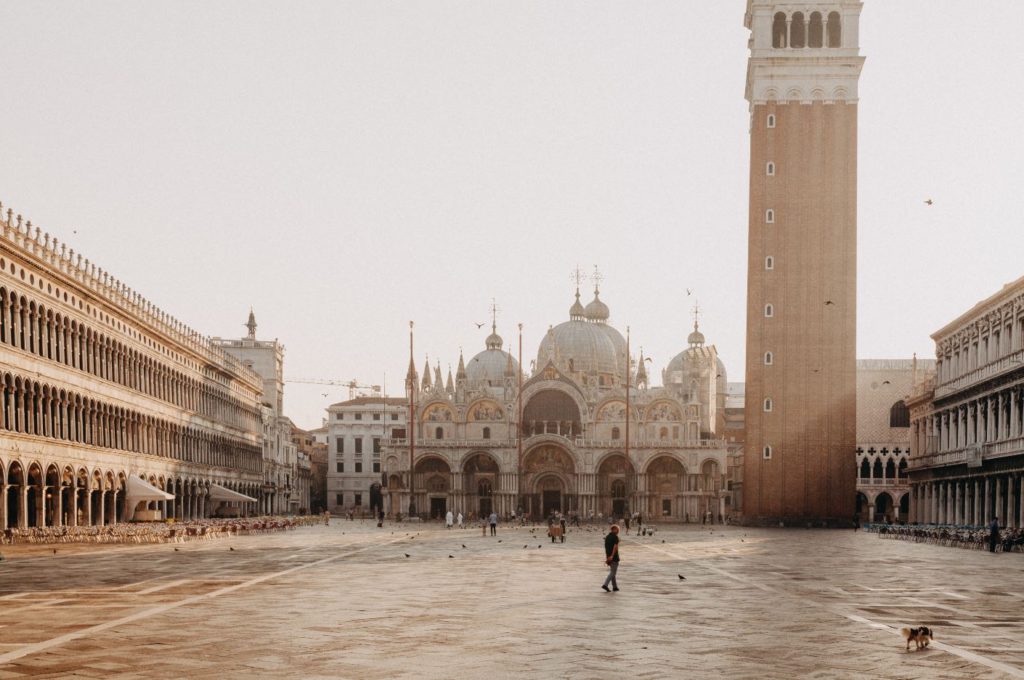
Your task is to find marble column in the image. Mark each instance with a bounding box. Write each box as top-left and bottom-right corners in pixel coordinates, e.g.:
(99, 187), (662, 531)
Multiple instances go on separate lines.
(973, 479), (981, 526)
(984, 478), (992, 525)
(953, 482), (961, 525)
(1008, 476), (1017, 529)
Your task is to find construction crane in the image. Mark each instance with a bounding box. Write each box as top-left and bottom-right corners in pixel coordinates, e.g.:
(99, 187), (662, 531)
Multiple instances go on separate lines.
(285, 378), (381, 400)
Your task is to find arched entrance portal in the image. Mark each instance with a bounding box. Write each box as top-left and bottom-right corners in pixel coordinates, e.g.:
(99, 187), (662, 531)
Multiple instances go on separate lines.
(644, 456), (686, 520)
(597, 454), (635, 519)
(521, 445), (576, 519)
(522, 390), (582, 439)
(414, 456), (451, 520)
(855, 492), (869, 523)
(874, 492), (893, 522)
(463, 453), (499, 518)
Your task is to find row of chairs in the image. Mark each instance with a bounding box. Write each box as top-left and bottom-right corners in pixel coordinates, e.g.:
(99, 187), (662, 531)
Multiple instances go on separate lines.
(866, 523), (1024, 552)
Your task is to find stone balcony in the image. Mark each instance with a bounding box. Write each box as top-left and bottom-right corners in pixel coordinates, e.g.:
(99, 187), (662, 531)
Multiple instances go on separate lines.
(934, 349), (1024, 400)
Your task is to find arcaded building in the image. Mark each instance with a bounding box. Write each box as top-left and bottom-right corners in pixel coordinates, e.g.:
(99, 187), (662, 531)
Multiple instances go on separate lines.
(742, 1), (864, 525)
(0, 203), (264, 529)
(855, 358), (935, 523)
(907, 276), (1024, 528)
(383, 285), (731, 522)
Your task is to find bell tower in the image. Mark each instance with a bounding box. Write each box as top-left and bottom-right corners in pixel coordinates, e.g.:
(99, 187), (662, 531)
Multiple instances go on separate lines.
(742, 1), (864, 525)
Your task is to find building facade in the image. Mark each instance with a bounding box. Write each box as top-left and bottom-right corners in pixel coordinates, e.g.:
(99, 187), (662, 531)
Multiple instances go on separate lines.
(907, 276), (1024, 528)
(742, 1), (864, 525)
(384, 286), (731, 523)
(0, 202), (264, 529)
(855, 358), (934, 523)
(291, 422), (327, 514)
(326, 395), (406, 515)
(214, 312), (302, 515)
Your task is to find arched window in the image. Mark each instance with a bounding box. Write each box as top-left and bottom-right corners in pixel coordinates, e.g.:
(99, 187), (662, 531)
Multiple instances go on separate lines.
(790, 12), (806, 48)
(767, 114), (776, 129)
(859, 458), (870, 479)
(763, 445), (772, 460)
(765, 256), (774, 270)
(611, 426), (620, 440)
(766, 162), (775, 176)
(765, 209), (775, 223)
(772, 12), (787, 48)
(873, 458), (883, 479)
(482, 426), (491, 440)
(808, 12), (824, 48)
(763, 398), (773, 412)
(889, 400), (910, 428)
(659, 426), (669, 440)
(435, 426), (444, 439)
(764, 351), (773, 365)
(764, 304), (774, 318)
(885, 458), (896, 480)
(827, 12), (841, 47)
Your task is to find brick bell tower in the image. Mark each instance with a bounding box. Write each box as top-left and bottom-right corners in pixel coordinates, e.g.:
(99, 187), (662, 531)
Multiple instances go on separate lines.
(742, 1), (865, 525)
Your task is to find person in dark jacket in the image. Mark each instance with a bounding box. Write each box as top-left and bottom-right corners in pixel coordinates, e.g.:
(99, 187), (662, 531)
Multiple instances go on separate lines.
(989, 516), (1000, 553)
(601, 525), (621, 592)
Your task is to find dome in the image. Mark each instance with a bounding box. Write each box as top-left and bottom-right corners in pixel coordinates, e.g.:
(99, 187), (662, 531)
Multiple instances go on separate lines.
(467, 348), (518, 387)
(537, 320), (619, 376)
(569, 291), (586, 320)
(687, 328), (705, 346)
(584, 291), (610, 322)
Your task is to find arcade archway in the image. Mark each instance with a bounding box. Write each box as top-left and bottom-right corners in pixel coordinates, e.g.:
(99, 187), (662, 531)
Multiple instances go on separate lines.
(521, 445), (577, 519)
(597, 453), (635, 519)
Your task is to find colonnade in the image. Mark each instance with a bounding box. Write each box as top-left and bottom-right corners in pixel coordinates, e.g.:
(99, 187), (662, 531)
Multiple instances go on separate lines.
(911, 473), (1024, 528)
(914, 386), (1024, 456)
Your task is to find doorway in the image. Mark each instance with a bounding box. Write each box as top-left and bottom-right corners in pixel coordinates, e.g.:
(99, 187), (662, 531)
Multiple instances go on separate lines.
(542, 490), (561, 518)
(430, 497), (447, 519)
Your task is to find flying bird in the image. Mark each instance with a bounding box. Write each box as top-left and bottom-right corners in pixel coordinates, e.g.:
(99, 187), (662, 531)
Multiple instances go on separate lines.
(449, 555), (454, 559)
(404, 553), (411, 558)
(686, 288), (693, 296)
(475, 322), (485, 329)
(924, 199), (933, 206)
(882, 380), (891, 385)
(678, 574), (686, 580)
(824, 300), (835, 306)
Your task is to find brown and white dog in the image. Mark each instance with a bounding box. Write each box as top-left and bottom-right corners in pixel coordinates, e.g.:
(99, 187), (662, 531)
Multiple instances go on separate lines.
(901, 626), (935, 651)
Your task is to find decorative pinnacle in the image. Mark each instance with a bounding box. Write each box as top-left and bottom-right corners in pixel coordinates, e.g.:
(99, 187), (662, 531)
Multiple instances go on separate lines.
(692, 300), (702, 331)
(489, 297), (500, 333)
(570, 265), (585, 295)
(591, 265), (603, 294)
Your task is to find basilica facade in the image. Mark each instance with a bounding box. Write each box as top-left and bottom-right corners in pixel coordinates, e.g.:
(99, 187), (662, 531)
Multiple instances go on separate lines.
(383, 286), (731, 523)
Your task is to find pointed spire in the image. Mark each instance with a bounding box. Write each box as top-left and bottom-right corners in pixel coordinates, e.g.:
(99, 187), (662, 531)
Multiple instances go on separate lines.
(434, 361), (443, 391)
(456, 349), (467, 380)
(421, 357), (432, 390)
(505, 346), (515, 377)
(406, 354), (418, 383)
(246, 308), (257, 339)
(636, 348), (648, 386)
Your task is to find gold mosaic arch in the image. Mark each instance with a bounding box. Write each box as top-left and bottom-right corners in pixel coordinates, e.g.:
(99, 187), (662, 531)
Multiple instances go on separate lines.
(467, 400), (504, 422)
(596, 400), (627, 422)
(522, 445), (576, 474)
(644, 400), (682, 422)
(421, 402), (454, 423)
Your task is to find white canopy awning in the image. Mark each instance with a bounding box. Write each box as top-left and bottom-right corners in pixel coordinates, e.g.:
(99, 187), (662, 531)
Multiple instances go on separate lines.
(126, 475), (175, 503)
(209, 483), (257, 503)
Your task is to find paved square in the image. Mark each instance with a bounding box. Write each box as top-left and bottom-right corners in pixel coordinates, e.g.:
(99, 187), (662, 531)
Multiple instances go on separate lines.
(1, 523), (1023, 678)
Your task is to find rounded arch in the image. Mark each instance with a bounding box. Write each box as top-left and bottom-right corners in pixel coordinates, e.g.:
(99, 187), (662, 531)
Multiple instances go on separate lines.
(522, 388), (583, 438)
(643, 400), (682, 422)
(461, 451), (501, 473)
(466, 399), (504, 422)
(420, 401), (454, 423)
(642, 453), (687, 476)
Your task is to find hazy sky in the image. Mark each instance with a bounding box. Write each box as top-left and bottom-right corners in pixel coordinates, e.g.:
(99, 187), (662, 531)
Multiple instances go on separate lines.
(1, 2), (1021, 430)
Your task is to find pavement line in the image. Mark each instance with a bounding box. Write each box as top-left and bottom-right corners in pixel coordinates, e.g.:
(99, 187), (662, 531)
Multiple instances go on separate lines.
(630, 538), (1024, 678)
(0, 536), (404, 667)
(135, 579), (192, 595)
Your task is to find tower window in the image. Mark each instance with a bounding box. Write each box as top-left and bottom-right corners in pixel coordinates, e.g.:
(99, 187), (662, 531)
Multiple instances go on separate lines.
(763, 446), (772, 460)
(767, 114), (776, 129)
(765, 209), (775, 224)
(766, 162), (775, 176)
(482, 426), (491, 440)
(809, 12), (824, 48)
(827, 12), (842, 47)
(764, 304), (774, 318)
(765, 256), (774, 270)
(764, 351), (773, 365)
(763, 398), (773, 412)
(772, 12), (787, 48)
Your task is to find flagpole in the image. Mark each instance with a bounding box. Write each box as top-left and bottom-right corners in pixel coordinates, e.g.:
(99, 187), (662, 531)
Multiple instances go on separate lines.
(517, 322), (523, 512)
(625, 326), (630, 517)
(408, 321), (416, 519)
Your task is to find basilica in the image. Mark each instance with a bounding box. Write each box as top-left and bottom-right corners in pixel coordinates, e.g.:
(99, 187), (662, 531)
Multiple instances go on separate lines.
(382, 284), (732, 523)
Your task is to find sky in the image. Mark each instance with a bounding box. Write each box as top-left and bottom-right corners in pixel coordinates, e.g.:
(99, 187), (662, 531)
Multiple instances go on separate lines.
(0, 1), (1021, 430)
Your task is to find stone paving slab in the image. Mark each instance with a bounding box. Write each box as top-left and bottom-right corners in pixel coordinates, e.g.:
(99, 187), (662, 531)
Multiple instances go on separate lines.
(1, 522), (1024, 678)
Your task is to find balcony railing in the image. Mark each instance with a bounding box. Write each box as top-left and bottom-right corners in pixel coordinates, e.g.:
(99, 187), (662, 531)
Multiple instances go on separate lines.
(934, 348), (1024, 400)
(908, 435), (1024, 470)
(382, 436), (727, 450)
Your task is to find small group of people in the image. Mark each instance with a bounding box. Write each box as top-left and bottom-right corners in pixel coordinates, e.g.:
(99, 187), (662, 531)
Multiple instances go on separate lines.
(444, 510), (467, 530)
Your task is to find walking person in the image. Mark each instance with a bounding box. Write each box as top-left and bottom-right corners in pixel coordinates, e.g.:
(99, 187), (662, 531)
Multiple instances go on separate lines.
(446, 510), (454, 529)
(489, 511), (498, 536)
(601, 524), (620, 592)
(457, 511), (464, 529)
(635, 513), (642, 536)
(989, 516), (1000, 553)
(559, 516), (567, 543)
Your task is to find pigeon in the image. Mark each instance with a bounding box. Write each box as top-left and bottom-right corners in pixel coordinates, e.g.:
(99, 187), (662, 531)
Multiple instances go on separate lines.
(662, 540), (665, 543)
(0, 554), (5, 562)
(925, 199), (933, 206)
(497, 540), (502, 543)
(174, 548), (180, 552)
(404, 553), (411, 558)
(882, 380), (891, 385)
(53, 549), (57, 555)
(229, 547), (235, 551)
(462, 544), (467, 549)
(537, 545), (541, 548)
(524, 545), (528, 549)
(825, 300), (835, 306)
(449, 555), (454, 559)
(678, 574), (686, 580)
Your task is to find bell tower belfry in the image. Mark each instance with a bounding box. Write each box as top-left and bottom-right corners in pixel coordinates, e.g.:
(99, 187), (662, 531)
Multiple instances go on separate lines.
(741, 1), (864, 525)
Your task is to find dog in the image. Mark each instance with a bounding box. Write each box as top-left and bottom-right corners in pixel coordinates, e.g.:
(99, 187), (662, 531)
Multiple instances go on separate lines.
(901, 626), (934, 651)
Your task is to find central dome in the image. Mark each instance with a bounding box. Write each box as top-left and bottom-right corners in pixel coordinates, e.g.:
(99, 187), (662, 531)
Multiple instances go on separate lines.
(537, 289), (619, 377)
(467, 323), (518, 387)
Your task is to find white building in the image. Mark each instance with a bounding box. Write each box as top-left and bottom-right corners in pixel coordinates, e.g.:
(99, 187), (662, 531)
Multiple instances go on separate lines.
(326, 395), (407, 515)
(214, 311), (302, 515)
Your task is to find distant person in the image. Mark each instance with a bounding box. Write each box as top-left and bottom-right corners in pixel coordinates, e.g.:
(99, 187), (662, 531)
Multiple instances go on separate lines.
(559, 516), (567, 543)
(323, 510), (331, 526)
(446, 510), (454, 529)
(457, 511), (464, 529)
(489, 511), (498, 536)
(852, 513), (860, 532)
(602, 524), (621, 592)
(989, 516), (1000, 553)
(635, 513), (643, 536)
(377, 509), (384, 528)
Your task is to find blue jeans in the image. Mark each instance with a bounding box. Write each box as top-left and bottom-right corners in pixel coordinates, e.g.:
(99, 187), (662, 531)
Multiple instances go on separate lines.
(603, 561), (619, 589)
